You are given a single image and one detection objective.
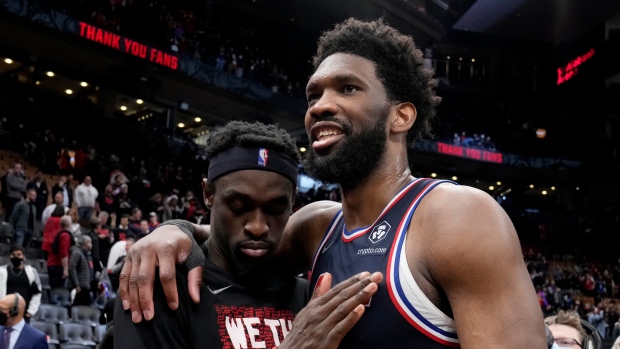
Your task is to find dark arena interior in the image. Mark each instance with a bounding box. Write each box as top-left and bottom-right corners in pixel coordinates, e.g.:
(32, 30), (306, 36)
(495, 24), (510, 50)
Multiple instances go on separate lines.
(1, 0), (620, 348)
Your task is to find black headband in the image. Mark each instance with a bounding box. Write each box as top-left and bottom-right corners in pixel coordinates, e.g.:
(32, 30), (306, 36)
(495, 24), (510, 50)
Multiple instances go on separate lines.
(208, 147), (298, 185)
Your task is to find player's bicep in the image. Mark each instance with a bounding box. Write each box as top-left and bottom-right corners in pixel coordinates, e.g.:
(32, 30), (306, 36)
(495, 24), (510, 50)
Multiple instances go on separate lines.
(429, 191), (545, 348)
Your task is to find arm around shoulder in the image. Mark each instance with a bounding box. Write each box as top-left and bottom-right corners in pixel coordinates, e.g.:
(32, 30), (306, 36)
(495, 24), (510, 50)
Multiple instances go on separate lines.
(420, 185), (546, 349)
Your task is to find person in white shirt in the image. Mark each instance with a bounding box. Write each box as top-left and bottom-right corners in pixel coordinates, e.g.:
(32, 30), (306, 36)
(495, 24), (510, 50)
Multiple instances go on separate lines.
(107, 239), (134, 273)
(74, 176), (98, 221)
(40, 192), (68, 225)
(108, 237), (135, 292)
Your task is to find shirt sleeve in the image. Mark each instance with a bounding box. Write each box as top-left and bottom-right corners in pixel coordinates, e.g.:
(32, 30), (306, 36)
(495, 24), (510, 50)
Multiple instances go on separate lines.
(114, 268), (192, 349)
(60, 234), (72, 258)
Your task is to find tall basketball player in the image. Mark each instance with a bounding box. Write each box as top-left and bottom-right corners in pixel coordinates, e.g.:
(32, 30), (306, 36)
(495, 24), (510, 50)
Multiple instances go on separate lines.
(120, 18), (547, 348)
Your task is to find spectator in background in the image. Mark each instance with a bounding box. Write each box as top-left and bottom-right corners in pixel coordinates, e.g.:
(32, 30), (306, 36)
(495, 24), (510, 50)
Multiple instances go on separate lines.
(9, 189), (37, 247)
(99, 211), (111, 229)
(67, 208), (82, 236)
(545, 310), (588, 349)
(147, 212), (159, 231)
(5, 163), (26, 219)
(83, 217), (103, 274)
(74, 175), (98, 220)
(26, 170), (48, 221)
(52, 174), (73, 208)
(45, 215), (74, 289)
(128, 208), (142, 235)
(41, 205), (66, 257)
(113, 215), (133, 242)
(162, 194), (180, 221)
(137, 220), (150, 240)
(41, 192), (68, 224)
(114, 184), (133, 217)
(110, 172), (128, 194)
(0, 293), (47, 349)
(107, 237), (135, 291)
(0, 245), (42, 322)
(96, 184), (116, 217)
(97, 212), (114, 267)
(587, 303), (608, 339)
(68, 234), (95, 306)
(147, 193), (164, 222)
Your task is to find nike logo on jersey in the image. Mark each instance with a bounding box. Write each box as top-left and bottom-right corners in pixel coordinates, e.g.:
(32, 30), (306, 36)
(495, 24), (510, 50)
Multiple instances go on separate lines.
(208, 285), (232, 294)
(321, 239), (335, 254)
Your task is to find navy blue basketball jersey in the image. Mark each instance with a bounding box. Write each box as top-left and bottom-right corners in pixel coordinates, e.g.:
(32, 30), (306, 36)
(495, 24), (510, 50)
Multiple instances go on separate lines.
(310, 178), (460, 348)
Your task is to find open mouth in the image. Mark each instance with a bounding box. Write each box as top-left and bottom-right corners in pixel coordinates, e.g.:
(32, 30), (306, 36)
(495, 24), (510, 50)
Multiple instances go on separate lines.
(314, 127), (343, 141)
(310, 122), (346, 151)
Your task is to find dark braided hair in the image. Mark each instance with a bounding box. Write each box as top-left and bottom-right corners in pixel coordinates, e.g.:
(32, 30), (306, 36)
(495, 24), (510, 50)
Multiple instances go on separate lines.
(312, 18), (441, 143)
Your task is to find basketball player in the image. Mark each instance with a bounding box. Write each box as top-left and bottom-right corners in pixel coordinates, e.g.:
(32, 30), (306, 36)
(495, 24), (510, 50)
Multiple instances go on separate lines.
(114, 121), (382, 349)
(120, 18), (547, 348)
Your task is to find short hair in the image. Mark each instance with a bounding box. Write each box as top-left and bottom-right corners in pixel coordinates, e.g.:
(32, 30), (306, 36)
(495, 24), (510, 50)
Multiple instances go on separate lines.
(312, 18), (441, 144)
(131, 208), (141, 215)
(206, 121), (300, 162)
(120, 214), (130, 221)
(26, 188), (36, 195)
(206, 121), (300, 190)
(77, 234), (91, 246)
(60, 215), (72, 228)
(9, 245), (25, 255)
(90, 217), (101, 230)
(51, 205), (66, 217)
(545, 310), (587, 342)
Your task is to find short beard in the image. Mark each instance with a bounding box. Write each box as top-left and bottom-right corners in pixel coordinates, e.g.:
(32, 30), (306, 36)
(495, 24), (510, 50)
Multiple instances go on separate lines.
(304, 110), (388, 191)
(216, 237), (274, 290)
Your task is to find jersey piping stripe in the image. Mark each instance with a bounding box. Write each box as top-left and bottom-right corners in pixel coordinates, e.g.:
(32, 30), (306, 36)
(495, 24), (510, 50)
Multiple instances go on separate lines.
(342, 178), (423, 242)
(386, 180), (460, 347)
(310, 210), (343, 274)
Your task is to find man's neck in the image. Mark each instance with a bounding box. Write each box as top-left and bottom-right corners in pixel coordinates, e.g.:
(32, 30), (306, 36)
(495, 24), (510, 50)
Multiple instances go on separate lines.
(340, 149), (412, 231)
(12, 264), (24, 270)
(205, 237), (231, 272)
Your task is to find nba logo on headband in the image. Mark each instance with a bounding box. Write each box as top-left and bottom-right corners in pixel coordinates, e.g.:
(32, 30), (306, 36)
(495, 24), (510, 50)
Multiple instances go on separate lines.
(258, 148), (268, 166)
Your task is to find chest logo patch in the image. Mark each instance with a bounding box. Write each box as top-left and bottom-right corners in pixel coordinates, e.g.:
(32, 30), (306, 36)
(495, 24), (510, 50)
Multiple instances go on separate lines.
(368, 221), (391, 244)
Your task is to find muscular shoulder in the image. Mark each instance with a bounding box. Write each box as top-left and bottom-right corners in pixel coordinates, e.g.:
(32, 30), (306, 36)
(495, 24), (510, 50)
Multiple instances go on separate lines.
(289, 200), (342, 232)
(413, 184), (522, 280)
(279, 201), (342, 270)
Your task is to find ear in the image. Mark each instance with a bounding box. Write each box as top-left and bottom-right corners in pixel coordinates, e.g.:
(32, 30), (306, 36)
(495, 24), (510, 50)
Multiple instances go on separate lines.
(390, 102), (416, 135)
(202, 178), (214, 209)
